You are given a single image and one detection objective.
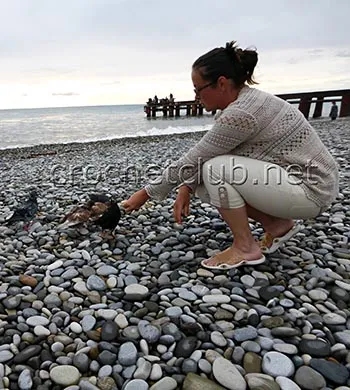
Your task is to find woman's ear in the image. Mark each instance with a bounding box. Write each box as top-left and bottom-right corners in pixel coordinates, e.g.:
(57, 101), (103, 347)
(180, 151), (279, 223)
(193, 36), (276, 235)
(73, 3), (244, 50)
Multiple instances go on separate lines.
(217, 76), (231, 91)
(217, 76), (226, 89)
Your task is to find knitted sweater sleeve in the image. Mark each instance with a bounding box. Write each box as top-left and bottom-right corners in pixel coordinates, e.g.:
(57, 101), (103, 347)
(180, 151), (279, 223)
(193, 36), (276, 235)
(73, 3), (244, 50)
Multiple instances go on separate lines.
(145, 108), (258, 200)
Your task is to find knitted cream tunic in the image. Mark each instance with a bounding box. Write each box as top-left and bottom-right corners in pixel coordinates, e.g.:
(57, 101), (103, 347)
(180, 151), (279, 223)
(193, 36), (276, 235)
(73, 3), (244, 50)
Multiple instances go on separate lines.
(145, 86), (339, 209)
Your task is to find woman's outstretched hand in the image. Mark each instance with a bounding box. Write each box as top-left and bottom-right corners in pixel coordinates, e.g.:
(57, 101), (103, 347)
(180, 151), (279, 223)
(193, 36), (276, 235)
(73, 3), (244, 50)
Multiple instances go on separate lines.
(121, 189), (150, 213)
(173, 185), (191, 224)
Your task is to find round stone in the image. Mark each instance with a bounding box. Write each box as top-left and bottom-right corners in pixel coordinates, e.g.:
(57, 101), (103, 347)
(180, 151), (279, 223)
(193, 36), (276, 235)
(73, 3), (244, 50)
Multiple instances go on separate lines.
(233, 327), (258, 342)
(259, 286), (280, 301)
(245, 373), (280, 390)
(70, 322), (82, 333)
(298, 339), (331, 357)
(179, 290), (197, 301)
(18, 368), (32, 390)
(50, 365), (81, 386)
(118, 342), (138, 366)
(26, 316), (50, 327)
(335, 280), (350, 291)
(96, 265), (118, 276)
(262, 352), (295, 377)
(294, 366), (326, 389)
(241, 341), (261, 353)
(81, 315), (96, 332)
(34, 325), (51, 337)
(182, 358), (198, 374)
(174, 337), (198, 358)
(0, 350), (14, 363)
(124, 379), (149, 390)
(13, 345), (42, 364)
(210, 331), (227, 347)
(271, 327), (300, 338)
(334, 330), (350, 348)
(149, 377), (177, 390)
(51, 342), (64, 353)
(191, 285), (210, 297)
(101, 320), (118, 341)
(150, 364), (163, 381)
(115, 313), (128, 328)
(279, 299), (294, 308)
(310, 358), (350, 385)
(273, 343), (298, 355)
(86, 275), (106, 291)
(262, 317), (284, 329)
(202, 295), (231, 304)
(138, 321), (161, 344)
(308, 289), (328, 301)
(243, 352), (262, 373)
(213, 357), (246, 390)
(331, 286), (350, 302)
(276, 376), (302, 390)
(164, 307), (183, 318)
(124, 284), (149, 299)
(198, 359), (212, 375)
(323, 313), (346, 325)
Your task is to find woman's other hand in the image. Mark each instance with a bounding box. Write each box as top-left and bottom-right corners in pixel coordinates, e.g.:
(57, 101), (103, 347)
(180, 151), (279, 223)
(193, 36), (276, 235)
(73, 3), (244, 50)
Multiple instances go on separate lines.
(121, 189), (150, 213)
(173, 185), (191, 224)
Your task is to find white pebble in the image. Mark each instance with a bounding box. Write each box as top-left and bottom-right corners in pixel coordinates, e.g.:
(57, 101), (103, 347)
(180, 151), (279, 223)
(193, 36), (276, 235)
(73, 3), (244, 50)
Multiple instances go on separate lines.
(70, 322), (83, 334)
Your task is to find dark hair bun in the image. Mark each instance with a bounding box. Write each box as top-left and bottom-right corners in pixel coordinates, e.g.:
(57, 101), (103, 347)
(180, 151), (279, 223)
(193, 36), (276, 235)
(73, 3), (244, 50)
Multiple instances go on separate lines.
(225, 41), (240, 61)
(225, 40), (258, 85)
(192, 39), (259, 86)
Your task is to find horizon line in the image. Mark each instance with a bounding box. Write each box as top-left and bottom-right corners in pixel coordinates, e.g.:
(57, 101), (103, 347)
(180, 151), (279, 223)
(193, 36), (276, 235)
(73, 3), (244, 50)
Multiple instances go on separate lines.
(2, 87), (349, 112)
(0, 102), (147, 112)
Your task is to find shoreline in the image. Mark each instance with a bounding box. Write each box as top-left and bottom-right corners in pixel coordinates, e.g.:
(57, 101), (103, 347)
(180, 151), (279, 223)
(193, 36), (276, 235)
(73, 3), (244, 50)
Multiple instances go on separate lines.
(0, 130), (207, 159)
(1, 116), (349, 157)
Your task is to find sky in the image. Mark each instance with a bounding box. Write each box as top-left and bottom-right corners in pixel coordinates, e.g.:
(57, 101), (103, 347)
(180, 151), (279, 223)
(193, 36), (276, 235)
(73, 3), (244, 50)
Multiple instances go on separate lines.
(1, 0), (350, 109)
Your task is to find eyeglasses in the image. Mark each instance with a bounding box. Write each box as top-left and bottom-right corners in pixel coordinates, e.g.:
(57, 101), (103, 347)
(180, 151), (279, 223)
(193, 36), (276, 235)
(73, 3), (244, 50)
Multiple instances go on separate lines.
(193, 81), (216, 95)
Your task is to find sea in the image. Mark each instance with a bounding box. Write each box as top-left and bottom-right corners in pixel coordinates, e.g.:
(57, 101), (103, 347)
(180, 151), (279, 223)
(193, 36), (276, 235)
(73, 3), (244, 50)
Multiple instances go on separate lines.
(0, 104), (214, 150)
(0, 101), (333, 150)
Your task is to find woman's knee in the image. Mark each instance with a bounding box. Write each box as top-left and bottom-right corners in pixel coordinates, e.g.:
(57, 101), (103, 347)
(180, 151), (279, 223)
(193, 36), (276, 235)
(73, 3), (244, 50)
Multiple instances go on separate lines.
(202, 157), (224, 174)
(202, 155), (248, 186)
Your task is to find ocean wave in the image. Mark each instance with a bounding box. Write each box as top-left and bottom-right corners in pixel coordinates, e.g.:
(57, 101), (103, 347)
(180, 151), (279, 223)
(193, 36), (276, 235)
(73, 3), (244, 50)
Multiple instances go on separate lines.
(0, 124), (213, 150)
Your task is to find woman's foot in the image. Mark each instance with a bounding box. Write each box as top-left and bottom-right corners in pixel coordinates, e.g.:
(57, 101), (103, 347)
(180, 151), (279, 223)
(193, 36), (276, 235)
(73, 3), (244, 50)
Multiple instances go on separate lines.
(263, 219), (295, 240)
(260, 220), (301, 253)
(202, 244), (264, 269)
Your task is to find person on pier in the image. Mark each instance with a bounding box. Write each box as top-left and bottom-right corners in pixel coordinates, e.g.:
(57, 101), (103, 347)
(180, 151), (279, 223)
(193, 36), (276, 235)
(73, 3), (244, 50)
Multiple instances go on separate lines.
(329, 101), (338, 120)
(122, 40), (339, 270)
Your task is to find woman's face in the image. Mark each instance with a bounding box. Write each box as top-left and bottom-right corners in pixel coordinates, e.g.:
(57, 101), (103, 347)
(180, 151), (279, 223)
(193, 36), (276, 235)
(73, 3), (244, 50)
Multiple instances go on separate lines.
(191, 69), (220, 112)
(192, 68), (240, 111)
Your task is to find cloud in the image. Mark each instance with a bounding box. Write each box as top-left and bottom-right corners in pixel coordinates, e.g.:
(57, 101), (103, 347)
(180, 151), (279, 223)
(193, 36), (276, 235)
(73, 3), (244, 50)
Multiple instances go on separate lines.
(336, 51), (350, 58)
(100, 81), (121, 86)
(52, 92), (80, 96)
(285, 58), (301, 65)
(1, 0), (349, 108)
(307, 49), (325, 58)
(308, 49), (324, 54)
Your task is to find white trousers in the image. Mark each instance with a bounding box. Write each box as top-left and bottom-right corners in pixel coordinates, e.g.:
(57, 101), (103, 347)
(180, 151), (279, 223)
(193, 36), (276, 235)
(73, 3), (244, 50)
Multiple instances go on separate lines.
(195, 155), (321, 219)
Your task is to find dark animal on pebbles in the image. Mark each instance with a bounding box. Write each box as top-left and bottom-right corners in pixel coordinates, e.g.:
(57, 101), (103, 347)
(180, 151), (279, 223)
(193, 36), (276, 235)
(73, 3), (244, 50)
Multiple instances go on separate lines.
(58, 193), (121, 237)
(5, 190), (39, 228)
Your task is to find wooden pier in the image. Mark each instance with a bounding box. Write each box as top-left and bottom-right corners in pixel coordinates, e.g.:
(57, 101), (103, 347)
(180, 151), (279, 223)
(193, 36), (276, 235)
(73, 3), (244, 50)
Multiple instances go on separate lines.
(144, 100), (215, 118)
(276, 89), (350, 119)
(144, 89), (350, 119)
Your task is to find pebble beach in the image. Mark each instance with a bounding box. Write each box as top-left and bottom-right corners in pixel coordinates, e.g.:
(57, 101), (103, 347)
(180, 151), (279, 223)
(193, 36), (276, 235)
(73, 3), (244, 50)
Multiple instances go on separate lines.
(0, 118), (349, 390)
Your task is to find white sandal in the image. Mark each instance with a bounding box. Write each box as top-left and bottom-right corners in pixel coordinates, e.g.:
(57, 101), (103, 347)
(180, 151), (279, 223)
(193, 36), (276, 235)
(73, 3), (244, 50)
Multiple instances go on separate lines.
(260, 224), (303, 254)
(201, 255), (266, 270)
